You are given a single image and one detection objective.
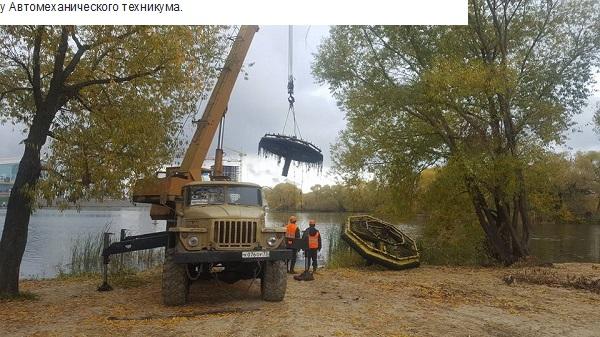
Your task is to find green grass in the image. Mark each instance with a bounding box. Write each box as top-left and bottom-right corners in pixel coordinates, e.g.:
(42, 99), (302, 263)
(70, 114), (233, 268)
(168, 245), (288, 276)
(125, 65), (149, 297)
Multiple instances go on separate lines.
(0, 291), (39, 302)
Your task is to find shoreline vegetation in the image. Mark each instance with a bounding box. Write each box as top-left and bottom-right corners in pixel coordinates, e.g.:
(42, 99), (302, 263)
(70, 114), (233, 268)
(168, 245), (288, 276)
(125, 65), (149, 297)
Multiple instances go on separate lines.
(53, 227), (164, 287)
(265, 151), (600, 265)
(6, 149), (600, 275)
(3, 203), (596, 281)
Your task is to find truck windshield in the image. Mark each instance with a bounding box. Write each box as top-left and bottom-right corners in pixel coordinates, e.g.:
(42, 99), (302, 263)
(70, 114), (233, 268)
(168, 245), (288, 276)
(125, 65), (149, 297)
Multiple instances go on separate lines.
(189, 186), (225, 205)
(227, 186), (262, 206)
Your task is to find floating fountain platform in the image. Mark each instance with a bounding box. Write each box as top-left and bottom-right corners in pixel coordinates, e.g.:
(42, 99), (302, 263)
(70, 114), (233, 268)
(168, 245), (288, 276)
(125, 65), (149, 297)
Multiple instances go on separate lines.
(258, 133), (323, 176)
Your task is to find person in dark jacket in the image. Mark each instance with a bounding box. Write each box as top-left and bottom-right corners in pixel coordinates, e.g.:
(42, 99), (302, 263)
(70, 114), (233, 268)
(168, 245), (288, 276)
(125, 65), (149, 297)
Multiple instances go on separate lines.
(302, 219), (321, 273)
(285, 215), (301, 273)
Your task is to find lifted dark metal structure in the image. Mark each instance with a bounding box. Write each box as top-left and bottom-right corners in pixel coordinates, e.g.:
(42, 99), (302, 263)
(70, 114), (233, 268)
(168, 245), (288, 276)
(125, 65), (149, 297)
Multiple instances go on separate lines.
(258, 133), (323, 176)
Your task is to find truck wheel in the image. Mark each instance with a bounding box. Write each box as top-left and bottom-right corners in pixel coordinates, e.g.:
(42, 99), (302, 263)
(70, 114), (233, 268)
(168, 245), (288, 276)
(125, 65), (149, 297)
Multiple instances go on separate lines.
(261, 260), (287, 302)
(162, 248), (189, 306)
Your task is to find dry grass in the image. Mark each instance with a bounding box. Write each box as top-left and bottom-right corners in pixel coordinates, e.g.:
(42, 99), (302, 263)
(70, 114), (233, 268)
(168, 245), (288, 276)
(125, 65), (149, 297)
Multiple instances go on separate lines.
(504, 267), (600, 294)
(510, 255), (554, 268)
(111, 266), (161, 289)
(109, 272), (149, 289)
(0, 291), (39, 302)
(3, 264), (600, 337)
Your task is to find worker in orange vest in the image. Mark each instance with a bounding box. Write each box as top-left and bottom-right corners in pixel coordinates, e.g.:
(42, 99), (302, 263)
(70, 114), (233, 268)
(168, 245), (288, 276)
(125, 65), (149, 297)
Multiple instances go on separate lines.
(301, 219), (321, 274)
(285, 215), (301, 274)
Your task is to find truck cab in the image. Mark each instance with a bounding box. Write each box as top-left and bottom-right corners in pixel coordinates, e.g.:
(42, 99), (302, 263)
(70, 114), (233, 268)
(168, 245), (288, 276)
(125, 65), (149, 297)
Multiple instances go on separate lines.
(175, 181), (282, 252)
(161, 181), (291, 305)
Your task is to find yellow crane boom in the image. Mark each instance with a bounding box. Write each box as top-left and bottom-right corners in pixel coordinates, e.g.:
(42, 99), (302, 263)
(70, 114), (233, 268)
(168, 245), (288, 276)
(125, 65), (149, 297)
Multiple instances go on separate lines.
(132, 25), (258, 219)
(180, 25), (258, 180)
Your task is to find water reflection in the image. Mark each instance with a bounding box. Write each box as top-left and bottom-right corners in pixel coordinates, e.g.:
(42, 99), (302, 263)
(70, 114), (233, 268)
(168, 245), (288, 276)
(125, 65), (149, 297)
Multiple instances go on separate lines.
(0, 207), (163, 278)
(1, 208), (598, 279)
(266, 212), (347, 269)
(529, 221), (600, 263)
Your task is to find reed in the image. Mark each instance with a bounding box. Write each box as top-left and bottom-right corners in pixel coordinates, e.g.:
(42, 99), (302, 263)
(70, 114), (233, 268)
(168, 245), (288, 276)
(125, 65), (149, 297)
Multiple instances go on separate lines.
(57, 224), (164, 278)
(326, 234), (366, 269)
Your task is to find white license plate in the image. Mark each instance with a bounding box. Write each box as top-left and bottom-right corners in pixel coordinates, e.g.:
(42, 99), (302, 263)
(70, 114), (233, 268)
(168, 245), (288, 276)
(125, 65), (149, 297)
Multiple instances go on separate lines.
(242, 251), (269, 259)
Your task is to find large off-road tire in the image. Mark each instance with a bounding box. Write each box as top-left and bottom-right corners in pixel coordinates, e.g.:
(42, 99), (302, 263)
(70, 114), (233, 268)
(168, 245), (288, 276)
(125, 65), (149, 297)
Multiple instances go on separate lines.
(261, 260), (287, 302)
(162, 248), (189, 306)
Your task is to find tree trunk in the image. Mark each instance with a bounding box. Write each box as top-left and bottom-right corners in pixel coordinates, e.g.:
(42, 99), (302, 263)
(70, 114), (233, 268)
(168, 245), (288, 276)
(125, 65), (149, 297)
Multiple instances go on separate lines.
(465, 178), (514, 264)
(464, 175), (530, 265)
(0, 110), (53, 295)
(516, 170), (531, 252)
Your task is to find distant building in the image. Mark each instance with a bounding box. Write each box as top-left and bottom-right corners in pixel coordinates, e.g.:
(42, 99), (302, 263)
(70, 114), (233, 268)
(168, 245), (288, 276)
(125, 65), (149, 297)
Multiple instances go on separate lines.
(210, 164), (241, 182)
(0, 158), (19, 205)
(222, 165), (240, 182)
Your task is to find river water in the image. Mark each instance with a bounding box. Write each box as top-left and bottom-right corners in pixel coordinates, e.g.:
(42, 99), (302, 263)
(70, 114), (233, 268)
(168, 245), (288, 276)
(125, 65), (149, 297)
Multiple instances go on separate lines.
(0, 207), (598, 278)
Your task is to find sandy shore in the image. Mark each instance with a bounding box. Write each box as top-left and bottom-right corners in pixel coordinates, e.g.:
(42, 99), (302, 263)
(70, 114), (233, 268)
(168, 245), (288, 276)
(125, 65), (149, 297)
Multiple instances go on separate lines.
(1, 263), (599, 337)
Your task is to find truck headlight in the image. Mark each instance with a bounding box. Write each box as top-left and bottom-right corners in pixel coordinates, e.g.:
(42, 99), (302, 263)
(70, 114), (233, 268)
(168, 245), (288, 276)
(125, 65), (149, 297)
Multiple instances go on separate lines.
(266, 236), (278, 247)
(187, 236), (199, 247)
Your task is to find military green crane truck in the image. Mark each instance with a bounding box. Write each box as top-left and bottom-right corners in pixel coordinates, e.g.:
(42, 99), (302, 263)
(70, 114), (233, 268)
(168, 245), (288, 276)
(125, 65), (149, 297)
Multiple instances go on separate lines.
(99, 26), (294, 305)
(161, 181), (289, 305)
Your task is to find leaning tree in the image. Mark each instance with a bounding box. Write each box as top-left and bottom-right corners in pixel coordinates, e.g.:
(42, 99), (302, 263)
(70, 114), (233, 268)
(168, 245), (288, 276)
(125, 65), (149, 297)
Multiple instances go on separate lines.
(0, 26), (228, 296)
(314, 0), (600, 264)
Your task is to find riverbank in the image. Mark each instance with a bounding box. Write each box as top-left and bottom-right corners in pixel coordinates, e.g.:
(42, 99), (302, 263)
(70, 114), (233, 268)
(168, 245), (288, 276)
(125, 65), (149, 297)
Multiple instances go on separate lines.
(1, 263), (599, 337)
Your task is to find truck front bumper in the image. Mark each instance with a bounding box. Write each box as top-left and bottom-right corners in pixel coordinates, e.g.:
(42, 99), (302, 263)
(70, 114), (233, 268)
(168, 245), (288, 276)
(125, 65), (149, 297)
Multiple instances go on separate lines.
(172, 248), (294, 264)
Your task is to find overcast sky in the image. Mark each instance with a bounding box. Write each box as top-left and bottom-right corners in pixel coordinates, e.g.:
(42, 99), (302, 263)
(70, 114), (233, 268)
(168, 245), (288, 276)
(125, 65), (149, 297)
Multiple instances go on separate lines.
(0, 26), (599, 191)
(199, 26), (345, 191)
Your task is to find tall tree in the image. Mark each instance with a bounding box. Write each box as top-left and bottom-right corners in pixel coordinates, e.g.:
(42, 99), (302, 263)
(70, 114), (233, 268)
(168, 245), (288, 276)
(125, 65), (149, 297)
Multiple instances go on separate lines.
(314, 0), (600, 264)
(264, 183), (302, 211)
(0, 26), (228, 296)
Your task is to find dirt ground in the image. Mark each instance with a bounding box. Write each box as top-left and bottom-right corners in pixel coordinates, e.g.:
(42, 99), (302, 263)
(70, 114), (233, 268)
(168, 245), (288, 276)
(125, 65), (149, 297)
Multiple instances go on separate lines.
(1, 263), (599, 337)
